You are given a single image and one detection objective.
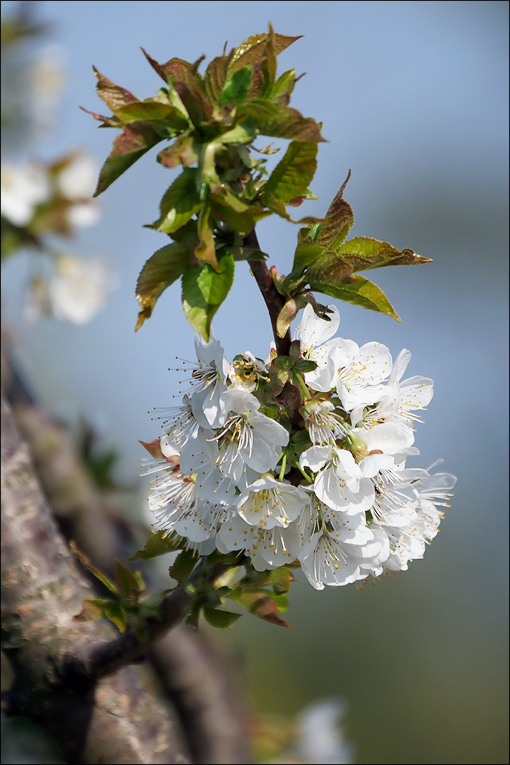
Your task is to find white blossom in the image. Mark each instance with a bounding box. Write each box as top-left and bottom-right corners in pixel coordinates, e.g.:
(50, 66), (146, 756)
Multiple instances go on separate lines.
(47, 255), (114, 324)
(211, 389), (289, 482)
(295, 304), (343, 391)
(299, 508), (386, 590)
(329, 340), (393, 410)
(188, 332), (231, 429)
(237, 476), (309, 529)
(1, 161), (51, 226)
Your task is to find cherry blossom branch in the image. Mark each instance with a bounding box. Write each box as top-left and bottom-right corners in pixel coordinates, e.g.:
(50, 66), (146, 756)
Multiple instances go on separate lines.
(246, 229), (292, 357)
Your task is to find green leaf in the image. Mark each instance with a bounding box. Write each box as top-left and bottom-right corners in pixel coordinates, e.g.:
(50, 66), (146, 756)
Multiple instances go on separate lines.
(181, 252), (235, 339)
(310, 274), (401, 321)
(230, 589), (291, 628)
(69, 541), (120, 594)
(220, 66), (253, 106)
(73, 598), (111, 622)
(336, 237), (432, 271)
(241, 100), (325, 142)
(114, 101), (188, 131)
(135, 243), (188, 331)
(269, 567), (292, 594)
(93, 67), (139, 113)
(221, 245), (268, 262)
(115, 560), (142, 598)
(102, 600), (127, 632)
(170, 548), (198, 586)
(219, 123), (257, 145)
(292, 227), (325, 271)
(153, 168), (202, 233)
(270, 68), (297, 105)
(196, 203), (220, 270)
(94, 122), (164, 196)
(261, 141), (318, 205)
(203, 606), (242, 629)
(211, 199), (270, 235)
(306, 251), (354, 287)
(316, 171), (354, 250)
(128, 530), (185, 562)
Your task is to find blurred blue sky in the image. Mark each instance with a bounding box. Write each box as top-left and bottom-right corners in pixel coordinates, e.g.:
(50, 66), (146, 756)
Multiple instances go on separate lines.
(1, 2), (508, 763)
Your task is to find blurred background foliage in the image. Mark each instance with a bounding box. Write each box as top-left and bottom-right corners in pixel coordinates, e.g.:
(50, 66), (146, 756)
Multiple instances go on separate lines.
(1, 2), (508, 764)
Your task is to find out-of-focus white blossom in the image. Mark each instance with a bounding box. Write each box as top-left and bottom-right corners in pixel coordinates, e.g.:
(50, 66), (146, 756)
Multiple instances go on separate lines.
(295, 698), (354, 764)
(25, 255), (116, 325)
(1, 161), (51, 226)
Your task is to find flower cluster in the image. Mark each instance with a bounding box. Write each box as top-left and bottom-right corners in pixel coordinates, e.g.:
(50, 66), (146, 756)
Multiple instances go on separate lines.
(143, 305), (455, 590)
(1, 153), (116, 325)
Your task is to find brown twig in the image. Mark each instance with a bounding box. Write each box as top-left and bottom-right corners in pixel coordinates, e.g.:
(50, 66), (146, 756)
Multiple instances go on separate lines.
(246, 229), (292, 356)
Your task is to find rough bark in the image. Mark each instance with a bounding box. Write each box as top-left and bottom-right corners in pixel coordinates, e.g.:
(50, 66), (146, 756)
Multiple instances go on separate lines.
(1, 391), (189, 764)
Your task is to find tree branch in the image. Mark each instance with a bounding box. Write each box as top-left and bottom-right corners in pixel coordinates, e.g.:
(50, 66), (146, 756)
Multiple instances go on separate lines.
(246, 229), (292, 356)
(1, 390), (189, 764)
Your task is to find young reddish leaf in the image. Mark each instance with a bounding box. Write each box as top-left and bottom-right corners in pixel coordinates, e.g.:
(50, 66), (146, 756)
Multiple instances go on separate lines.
(80, 105), (122, 128)
(93, 66), (139, 112)
(203, 606), (242, 629)
(152, 168), (202, 233)
(138, 438), (165, 459)
(259, 24), (277, 94)
(230, 589), (292, 628)
(310, 274), (401, 321)
(141, 50), (210, 125)
(204, 55), (230, 102)
(261, 141), (317, 205)
(230, 31), (302, 71)
(336, 236), (432, 270)
(94, 123), (164, 196)
(128, 530), (185, 562)
(196, 204), (220, 270)
(135, 243), (188, 331)
(141, 50), (200, 89)
(157, 136), (198, 168)
(181, 252), (235, 339)
(316, 171), (354, 250)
